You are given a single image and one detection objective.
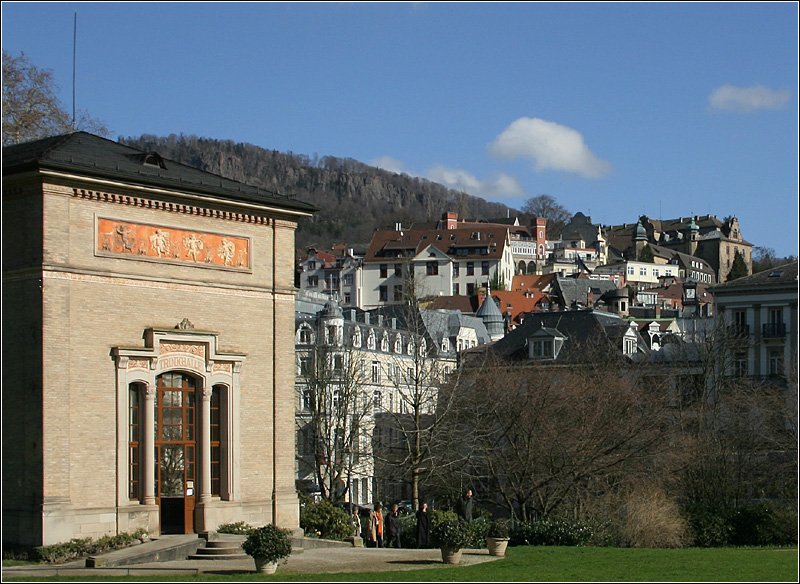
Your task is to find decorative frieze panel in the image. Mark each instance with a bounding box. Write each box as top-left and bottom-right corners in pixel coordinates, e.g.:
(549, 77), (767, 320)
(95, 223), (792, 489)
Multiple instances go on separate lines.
(96, 217), (251, 271)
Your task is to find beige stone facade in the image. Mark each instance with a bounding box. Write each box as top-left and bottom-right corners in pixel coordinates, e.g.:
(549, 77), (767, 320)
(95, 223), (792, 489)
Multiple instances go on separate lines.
(2, 133), (314, 547)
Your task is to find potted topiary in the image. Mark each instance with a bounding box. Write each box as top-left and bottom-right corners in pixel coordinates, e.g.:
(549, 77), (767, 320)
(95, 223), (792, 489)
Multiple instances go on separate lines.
(486, 518), (511, 557)
(430, 513), (470, 565)
(241, 524), (293, 574)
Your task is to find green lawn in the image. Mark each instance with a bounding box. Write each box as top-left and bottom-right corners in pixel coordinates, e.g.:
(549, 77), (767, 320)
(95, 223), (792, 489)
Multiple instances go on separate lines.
(4, 546), (797, 582)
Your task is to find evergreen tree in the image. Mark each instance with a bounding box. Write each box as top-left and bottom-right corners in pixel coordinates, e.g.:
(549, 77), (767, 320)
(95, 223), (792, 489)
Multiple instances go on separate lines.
(727, 250), (749, 281)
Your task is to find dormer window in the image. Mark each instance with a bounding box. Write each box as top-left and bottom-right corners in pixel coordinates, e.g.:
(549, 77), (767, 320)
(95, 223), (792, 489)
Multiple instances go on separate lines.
(297, 325), (314, 344)
(528, 328), (566, 360)
(143, 152), (167, 169)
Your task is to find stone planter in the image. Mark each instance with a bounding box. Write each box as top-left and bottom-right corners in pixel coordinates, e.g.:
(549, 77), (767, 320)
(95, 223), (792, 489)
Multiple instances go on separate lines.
(486, 537), (509, 557)
(253, 557), (278, 574)
(440, 547), (463, 564)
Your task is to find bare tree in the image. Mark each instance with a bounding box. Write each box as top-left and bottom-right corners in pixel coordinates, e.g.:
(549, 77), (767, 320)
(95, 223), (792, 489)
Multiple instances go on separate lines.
(374, 271), (465, 511)
(440, 342), (673, 521)
(2, 50), (108, 145)
(661, 322), (797, 509)
(522, 194), (571, 240)
(296, 325), (374, 504)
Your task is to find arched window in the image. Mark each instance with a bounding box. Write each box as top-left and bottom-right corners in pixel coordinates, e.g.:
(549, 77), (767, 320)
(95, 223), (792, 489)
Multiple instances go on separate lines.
(367, 330), (376, 350)
(128, 382), (144, 500)
(210, 385), (224, 497)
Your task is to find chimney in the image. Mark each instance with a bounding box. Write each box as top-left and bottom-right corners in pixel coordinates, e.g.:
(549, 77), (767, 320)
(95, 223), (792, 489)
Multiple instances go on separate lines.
(348, 309), (357, 321)
(377, 314), (384, 327)
(442, 211), (459, 230)
(390, 317), (397, 329)
(364, 313), (370, 325)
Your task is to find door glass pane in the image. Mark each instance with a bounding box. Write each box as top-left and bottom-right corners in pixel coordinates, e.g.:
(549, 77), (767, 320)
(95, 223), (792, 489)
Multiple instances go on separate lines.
(186, 405), (194, 440)
(160, 445), (185, 496)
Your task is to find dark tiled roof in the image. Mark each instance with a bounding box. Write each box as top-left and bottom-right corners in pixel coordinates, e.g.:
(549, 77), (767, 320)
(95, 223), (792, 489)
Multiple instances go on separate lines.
(710, 261), (798, 294)
(490, 309), (631, 361)
(2, 132), (316, 215)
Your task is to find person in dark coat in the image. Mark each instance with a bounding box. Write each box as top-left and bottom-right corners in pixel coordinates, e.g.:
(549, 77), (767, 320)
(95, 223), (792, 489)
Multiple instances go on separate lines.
(385, 502), (402, 548)
(415, 501), (431, 548)
(457, 489), (475, 522)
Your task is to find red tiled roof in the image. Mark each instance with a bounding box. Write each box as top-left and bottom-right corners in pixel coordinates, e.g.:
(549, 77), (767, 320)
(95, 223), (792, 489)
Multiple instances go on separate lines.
(365, 226), (509, 262)
(511, 273), (556, 292)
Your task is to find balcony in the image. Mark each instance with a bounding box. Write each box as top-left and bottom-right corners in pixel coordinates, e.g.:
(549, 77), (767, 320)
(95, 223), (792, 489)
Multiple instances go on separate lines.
(762, 323), (786, 338)
(726, 324), (750, 338)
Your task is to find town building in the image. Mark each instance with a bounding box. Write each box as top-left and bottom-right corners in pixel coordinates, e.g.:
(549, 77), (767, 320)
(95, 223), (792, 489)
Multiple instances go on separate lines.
(710, 261), (798, 383)
(605, 214), (752, 283)
(2, 132), (315, 547)
(361, 214), (516, 307)
(297, 246), (363, 307)
(294, 294), (473, 505)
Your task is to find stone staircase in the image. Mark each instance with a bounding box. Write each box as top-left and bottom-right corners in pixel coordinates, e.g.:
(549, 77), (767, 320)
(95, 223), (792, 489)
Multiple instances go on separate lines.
(188, 534), (249, 561)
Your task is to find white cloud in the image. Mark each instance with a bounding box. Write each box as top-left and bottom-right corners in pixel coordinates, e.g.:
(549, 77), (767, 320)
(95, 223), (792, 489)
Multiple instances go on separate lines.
(369, 155), (406, 174)
(488, 117), (611, 179)
(426, 165), (523, 199)
(709, 84), (791, 112)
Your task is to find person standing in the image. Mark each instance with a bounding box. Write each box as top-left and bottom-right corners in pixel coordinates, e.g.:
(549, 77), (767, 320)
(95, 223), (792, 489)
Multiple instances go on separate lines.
(457, 489), (475, 522)
(350, 507), (362, 538)
(385, 503), (402, 548)
(368, 502), (384, 548)
(415, 501), (431, 548)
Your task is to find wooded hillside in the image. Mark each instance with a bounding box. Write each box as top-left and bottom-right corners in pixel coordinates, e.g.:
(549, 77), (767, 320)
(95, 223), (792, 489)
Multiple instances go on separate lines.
(120, 134), (517, 252)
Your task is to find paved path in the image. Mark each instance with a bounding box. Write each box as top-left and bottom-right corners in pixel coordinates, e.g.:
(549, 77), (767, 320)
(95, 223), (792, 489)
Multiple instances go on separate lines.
(3, 546), (499, 579)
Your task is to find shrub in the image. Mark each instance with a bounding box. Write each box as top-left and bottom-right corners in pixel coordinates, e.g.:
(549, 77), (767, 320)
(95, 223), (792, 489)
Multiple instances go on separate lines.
(299, 498), (352, 541)
(31, 530), (150, 564)
(620, 487), (688, 548)
(465, 517), (490, 548)
(399, 514), (417, 547)
(730, 503), (797, 546)
(217, 521), (255, 535)
(430, 510), (470, 549)
(488, 518), (511, 539)
(241, 524), (293, 564)
(509, 519), (594, 547)
(686, 505), (734, 547)
(686, 502), (797, 547)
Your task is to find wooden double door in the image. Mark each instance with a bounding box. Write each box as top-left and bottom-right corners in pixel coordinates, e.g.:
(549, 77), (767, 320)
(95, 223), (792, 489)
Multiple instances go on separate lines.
(155, 372), (197, 534)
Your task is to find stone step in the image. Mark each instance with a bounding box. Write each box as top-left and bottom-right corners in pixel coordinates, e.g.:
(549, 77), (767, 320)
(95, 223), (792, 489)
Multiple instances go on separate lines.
(187, 552), (250, 561)
(193, 545), (244, 555)
(204, 541), (244, 551)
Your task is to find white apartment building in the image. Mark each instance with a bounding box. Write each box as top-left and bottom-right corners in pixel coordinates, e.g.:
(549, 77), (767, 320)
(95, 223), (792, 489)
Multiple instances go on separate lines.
(361, 219), (515, 308)
(294, 296), (459, 505)
(297, 247), (364, 308)
(710, 262), (798, 382)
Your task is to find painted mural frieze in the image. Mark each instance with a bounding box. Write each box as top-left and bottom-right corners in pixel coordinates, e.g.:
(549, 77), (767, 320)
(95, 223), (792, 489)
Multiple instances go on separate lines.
(160, 342), (206, 358)
(97, 217), (251, 271)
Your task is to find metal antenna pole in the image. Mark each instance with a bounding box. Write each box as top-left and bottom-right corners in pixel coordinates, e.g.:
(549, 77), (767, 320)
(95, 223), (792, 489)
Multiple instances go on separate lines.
(72, 12), (77, 128)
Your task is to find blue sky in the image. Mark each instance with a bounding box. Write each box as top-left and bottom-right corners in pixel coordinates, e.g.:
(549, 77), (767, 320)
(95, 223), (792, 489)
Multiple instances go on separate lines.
(3, 2), (798, 257)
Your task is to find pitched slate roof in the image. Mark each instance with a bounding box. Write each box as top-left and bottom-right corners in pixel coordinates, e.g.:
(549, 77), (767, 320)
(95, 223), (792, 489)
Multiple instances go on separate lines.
(2, 132), (316, 216)
(710, 261), (798, 295)
(420, 309), (491, 346)
(552, 277), (618, 309)
(489, 309), (634, 362)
